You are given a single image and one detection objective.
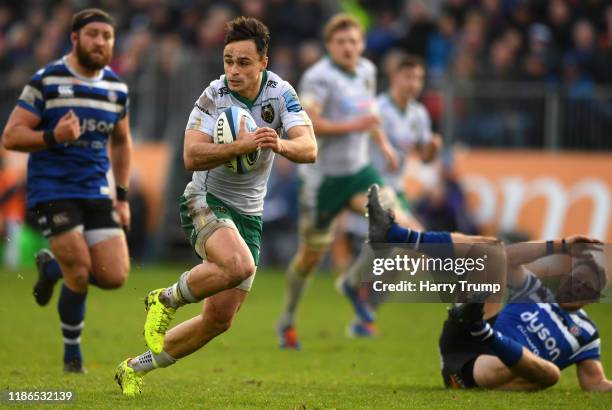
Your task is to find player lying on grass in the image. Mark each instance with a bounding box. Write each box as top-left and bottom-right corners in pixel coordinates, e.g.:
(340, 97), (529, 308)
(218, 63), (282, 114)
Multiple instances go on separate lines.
(114, 16), (316, 396)
(366, 184), (610, 391)
(441, 239), (610, 391)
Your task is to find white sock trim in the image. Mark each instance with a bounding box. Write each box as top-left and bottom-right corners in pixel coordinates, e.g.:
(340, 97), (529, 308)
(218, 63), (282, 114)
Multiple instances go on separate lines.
(61, 321), (84, 331)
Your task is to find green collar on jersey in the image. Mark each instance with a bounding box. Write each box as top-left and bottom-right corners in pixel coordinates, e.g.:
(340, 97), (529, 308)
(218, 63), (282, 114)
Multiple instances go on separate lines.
(327, 56), (357, 78)
(387, 92), (409, 116)
(225, 70), (268, 109)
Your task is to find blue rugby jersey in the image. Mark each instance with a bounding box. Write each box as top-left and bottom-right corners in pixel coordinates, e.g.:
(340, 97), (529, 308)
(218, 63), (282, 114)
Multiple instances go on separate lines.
(494, 272), (601, 369)
(17, 56), (129, 206)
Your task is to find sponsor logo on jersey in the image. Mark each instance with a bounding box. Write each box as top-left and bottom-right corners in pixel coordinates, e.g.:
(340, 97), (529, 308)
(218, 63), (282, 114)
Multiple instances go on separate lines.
(282, 90), (302, 113)
(266, 80), (278, 88)
(80, 118), (115, 134)
(261, 103), (275, 123)
(218, 87), (230, 96)
(520, 310), (561, 361)
(58, 85), (74, 97)
(108, 90), (118, 103)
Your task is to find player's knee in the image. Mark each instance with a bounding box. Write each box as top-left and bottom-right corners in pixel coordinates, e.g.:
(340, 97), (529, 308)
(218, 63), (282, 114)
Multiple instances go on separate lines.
(295, 247), (323, 274)
(206, 308), (236, 336)
(538, 365), (560, 388)
(58, 251), (92, 273)
(99, 273), (127, 289)
(221, 254), (255, 286)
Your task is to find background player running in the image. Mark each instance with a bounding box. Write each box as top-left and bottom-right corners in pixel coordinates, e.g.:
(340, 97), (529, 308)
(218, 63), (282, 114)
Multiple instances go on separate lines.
(277, 14), (424, 348)
(1, 8), (132, 373)
(337, 53), (443, 336)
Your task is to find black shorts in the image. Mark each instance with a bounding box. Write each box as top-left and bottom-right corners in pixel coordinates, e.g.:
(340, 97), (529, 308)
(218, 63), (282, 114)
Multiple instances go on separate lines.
(438, 315), (497, 389)
(28, 198), (120, 238)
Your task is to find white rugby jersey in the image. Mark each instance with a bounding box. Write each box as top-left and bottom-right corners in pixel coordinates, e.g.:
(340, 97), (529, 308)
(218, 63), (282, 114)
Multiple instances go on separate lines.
(298, 57), (377, 178)
(186, 70), (311, 215)
(370, 93), (432, 191)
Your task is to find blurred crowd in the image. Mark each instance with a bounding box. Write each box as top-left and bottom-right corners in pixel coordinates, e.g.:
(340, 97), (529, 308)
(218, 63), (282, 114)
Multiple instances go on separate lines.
(2, 1), (611, 93)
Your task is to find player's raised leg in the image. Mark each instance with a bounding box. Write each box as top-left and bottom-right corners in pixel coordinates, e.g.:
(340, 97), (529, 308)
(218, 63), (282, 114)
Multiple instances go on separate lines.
(337, 185), (424, 336)
(143, 225), (255, 354)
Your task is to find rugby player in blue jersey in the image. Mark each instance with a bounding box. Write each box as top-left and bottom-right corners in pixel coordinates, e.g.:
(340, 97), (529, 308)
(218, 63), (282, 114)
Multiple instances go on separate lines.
(365, 184), (611, 391)
(2, 9), (132, 373)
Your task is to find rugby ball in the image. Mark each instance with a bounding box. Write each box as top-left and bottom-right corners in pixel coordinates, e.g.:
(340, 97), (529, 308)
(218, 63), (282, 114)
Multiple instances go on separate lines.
(213, 106), (260, 174)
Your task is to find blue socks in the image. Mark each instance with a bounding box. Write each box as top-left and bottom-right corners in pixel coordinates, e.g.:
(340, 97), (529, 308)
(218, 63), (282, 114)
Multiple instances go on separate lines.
(43, 258), (63, 282)
(385, 224), (452, 245)
(42, 257), (99, 286)
(468, 321), (523, 368)
(386, 224), (416, 243)
(57, 284), (86, 364)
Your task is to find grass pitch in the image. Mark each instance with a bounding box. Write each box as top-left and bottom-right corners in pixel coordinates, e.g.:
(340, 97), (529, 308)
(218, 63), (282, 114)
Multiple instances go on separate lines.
(1, 265), (612, 409)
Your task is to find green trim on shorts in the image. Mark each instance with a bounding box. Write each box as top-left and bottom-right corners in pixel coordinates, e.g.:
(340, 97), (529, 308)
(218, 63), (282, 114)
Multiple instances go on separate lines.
(316, 164), (383, 229)
(178, 193), (263, 265)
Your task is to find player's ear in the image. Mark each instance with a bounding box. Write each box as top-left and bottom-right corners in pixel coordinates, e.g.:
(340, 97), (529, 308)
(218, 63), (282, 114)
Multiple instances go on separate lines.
(70, 31), (79, 46)
(261, 55), (269, 71)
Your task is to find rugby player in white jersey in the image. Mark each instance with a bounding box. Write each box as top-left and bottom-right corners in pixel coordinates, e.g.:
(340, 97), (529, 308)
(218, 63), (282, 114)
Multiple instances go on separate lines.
(277, 14), (424, 348)
(115, 16), (316, 396)
(337, 53), (443, 336)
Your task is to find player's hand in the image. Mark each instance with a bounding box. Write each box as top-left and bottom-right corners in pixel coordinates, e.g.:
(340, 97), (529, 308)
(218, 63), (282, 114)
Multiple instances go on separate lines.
(253, 127), (284, 154)
(115, 200), (131, 231)
(53, 110), (81, 143)
(235, 116), (258, 154)
(350, 114), (380, 132)
(381, 141), (399, 172)
(420, 134), (443, 163)
(564, 235), (604, 257)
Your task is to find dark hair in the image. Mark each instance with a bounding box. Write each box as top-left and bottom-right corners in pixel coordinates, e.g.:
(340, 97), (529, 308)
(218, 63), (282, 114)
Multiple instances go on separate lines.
(72, 8), (114, 33)
(395, 54), (425, 72)
(323, 13), (363, 42)
(224, 16), (270, 57)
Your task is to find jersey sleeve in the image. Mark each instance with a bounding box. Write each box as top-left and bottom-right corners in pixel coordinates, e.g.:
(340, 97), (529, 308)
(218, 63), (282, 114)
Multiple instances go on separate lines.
(298, 68), (329, 111)
(415, 105), (433, 144)
(186, 85), (217, 136)
(278, 82), (312, 133)
(17, 70), (45, 117)
(573, 339), (601, 363)
(507, 271), (556, 303)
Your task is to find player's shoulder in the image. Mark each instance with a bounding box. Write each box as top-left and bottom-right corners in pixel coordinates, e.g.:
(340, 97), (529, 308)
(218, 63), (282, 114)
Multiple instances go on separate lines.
(204, 74), (231, 100)
(35, 58), (69, 80)
(376, 92), (392, 107)
(101, 66), (127, 85)
(264, 70), (295, 94)
(409, 100), (429, 116)
(357, 57), (377, 76)
(302, 58), (332, 80)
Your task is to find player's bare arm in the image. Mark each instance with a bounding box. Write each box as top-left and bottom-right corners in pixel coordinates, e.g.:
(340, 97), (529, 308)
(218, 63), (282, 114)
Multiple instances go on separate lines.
(415, 133), (443, 163)
(2, 107), (80, 152)
(370, 126), (398, 172)
(505, 235), (602, 288)
(184, 117), (258, 171)
(110, 114), (133, 228)
(577, 360), (612, 392)
(253, 124), (316, 163)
